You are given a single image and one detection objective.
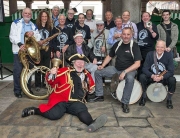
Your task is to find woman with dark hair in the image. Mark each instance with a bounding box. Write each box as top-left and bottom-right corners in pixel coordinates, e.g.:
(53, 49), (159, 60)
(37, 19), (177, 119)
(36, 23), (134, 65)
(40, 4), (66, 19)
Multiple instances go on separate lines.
(74, 13), (91, 44)
(35, 10), (52, 91)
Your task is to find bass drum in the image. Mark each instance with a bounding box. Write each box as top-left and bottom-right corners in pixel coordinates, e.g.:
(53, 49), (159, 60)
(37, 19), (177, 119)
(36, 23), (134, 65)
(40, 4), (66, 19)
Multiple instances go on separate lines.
(146, 83), (167, 102)
(116, 79), (142, 104)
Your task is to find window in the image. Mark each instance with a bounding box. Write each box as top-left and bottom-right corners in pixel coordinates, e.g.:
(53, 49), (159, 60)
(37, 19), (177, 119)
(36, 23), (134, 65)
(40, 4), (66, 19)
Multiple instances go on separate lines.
(83, 6), (94, 14)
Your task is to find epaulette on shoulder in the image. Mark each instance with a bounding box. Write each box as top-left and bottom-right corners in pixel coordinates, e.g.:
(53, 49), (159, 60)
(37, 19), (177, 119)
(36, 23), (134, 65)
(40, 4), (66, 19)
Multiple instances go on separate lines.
(13, 18), (21, 24)
(56, 67), (70, 77)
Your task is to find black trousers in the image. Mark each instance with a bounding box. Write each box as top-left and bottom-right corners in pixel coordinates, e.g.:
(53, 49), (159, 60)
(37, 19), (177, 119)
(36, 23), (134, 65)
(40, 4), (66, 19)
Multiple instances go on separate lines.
(139, 73), (176, 98)
(35, 49), (51, 87)
(39, 101), (93, 125)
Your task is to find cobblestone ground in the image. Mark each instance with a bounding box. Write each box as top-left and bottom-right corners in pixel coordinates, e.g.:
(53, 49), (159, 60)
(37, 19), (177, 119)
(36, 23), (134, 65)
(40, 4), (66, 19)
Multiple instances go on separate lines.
(0, 80), (180, 138)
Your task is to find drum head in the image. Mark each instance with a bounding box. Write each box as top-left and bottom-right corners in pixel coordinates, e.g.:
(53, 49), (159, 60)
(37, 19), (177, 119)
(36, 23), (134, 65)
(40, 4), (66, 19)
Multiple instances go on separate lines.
(146, 83), (167, 102)
(116, 79), (142, 104)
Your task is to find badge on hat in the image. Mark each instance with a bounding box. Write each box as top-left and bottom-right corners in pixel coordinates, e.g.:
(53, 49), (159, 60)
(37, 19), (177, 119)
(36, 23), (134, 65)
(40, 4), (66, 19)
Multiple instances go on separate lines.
(68, 54), (90, 63)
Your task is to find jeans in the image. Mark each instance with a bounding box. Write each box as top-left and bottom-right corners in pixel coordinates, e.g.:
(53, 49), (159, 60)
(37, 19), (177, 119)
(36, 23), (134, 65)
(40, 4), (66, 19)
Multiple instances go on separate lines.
(95, 66), (137, 104)
(13, 54), (23, 94)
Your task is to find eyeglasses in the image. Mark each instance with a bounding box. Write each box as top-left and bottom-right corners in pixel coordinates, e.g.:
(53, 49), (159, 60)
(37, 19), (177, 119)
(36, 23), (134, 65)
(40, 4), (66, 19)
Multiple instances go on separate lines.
(68, 13), (74, 15)
(96, 24), (103, 26)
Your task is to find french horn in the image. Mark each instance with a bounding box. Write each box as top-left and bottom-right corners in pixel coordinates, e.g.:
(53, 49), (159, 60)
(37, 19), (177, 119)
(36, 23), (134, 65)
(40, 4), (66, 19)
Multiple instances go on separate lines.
(18, 32), (60, 100)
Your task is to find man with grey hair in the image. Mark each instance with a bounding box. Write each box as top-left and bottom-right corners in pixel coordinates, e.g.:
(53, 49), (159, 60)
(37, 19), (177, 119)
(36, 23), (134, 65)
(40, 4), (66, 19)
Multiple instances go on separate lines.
(9, 7), (41, 98)
(107, 16), (123, 47)
(104, 11), (116, 30)
(65, 9), (77, 29)
(51, 14), (74, 61)
(51, 5), (60, 27)
(139, 40), (176, 109)
(85, 9), (96, 33)
(88, 20), (110, 64)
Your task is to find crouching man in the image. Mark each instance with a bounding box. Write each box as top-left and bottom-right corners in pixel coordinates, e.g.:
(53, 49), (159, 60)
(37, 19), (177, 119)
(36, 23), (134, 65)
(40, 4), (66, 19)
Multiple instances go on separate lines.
(21, 54), (107, 132)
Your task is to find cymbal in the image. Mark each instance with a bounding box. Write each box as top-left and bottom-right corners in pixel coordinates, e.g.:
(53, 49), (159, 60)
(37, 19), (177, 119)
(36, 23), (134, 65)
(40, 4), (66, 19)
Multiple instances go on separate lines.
(110, 73), (119, 92)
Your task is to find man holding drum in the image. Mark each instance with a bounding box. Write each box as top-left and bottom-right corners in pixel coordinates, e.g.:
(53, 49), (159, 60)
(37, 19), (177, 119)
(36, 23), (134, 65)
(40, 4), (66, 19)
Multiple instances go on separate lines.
(88, 27), (142, 113)
(139, 40), (176, 109)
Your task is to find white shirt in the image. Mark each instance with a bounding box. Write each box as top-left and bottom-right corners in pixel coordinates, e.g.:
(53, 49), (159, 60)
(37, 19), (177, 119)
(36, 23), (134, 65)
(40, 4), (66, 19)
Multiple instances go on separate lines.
(84, 19), (96, 31)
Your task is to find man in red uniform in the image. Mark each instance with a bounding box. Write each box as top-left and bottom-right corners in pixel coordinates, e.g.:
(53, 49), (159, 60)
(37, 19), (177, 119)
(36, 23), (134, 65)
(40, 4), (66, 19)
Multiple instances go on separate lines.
(21, 54), (107, 132)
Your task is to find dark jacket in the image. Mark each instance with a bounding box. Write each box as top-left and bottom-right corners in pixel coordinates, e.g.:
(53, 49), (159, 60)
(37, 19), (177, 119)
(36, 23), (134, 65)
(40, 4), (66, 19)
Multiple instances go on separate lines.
(142, 51), (174, 79)
(51, 26), (74, 52)
(65, 43), (96, 62)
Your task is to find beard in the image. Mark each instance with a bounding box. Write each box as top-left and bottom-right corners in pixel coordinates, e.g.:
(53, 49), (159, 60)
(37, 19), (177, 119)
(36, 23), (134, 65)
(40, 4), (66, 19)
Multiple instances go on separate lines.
(23, 17), (31, 22)
(97, 29), (103, 32)
(74, 66), (84, 73)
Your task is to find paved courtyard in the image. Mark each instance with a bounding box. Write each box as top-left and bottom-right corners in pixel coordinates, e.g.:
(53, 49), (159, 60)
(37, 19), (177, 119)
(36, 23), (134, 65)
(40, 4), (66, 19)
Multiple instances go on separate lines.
(0, 79), (180, 138)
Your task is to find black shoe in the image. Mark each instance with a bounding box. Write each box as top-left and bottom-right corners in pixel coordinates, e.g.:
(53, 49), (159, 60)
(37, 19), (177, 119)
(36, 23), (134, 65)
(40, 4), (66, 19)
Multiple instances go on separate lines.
(14, 93), (22, 98)
(35, 87), (41, 92)
(22, 107), (36, 118)
(111, 92), (117, 100)
(139, 97), (146, 106)
(122, 104), (129, 113)
(167, 100), (173, 109)
(88, 96), (104, 102)
(87, 114), (107, 133)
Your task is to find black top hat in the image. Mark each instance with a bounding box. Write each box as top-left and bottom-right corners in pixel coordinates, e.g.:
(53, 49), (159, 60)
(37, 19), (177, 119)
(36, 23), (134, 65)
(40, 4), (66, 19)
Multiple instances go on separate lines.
(68, 54), (90, 63)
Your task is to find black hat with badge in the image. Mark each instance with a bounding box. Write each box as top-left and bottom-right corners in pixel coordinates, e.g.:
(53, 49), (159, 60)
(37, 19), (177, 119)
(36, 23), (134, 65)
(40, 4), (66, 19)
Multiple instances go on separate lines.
(68, 54), (90, 64)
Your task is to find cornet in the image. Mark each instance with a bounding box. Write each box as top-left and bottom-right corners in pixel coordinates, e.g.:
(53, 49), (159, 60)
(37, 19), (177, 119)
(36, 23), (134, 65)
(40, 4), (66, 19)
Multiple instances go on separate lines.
(146, 21), (152, 28)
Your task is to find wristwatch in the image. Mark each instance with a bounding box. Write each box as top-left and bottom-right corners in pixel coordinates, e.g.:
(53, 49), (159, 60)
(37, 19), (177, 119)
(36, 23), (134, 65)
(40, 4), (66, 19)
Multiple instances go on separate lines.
(123, 70), (126, 74)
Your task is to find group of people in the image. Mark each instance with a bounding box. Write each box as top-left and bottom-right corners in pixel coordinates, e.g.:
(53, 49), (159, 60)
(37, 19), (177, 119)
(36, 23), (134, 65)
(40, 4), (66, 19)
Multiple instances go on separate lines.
(9, 6), (179, 132)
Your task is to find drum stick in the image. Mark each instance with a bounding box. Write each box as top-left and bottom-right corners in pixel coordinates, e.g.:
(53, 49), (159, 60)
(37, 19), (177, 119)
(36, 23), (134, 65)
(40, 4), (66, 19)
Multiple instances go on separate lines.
(158, 70), (167, 77)
(62, 52), (64, 67)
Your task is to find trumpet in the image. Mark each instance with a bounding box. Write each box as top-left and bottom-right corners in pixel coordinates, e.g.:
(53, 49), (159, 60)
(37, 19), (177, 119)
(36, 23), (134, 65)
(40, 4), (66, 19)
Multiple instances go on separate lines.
(146, 21), (152, 28)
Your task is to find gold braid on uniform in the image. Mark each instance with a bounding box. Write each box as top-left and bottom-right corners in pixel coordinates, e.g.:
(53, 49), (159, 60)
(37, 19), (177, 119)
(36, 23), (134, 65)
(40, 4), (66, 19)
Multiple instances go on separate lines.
(77, 72), (88, 103)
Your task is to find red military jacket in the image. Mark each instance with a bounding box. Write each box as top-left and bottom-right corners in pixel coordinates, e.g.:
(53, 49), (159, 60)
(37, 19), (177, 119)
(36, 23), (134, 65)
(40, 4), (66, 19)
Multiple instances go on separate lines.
(39, 67), (95, 113)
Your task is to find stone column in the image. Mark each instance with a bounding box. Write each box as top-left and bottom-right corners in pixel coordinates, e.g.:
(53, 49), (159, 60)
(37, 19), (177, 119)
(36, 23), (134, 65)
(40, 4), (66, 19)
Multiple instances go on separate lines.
(111, 0), (122, 18)
(141, 0), (148, 13)
(23, 0), (34, 8)
(62, 0), (71, 9)
(121, 0), (141, 23)
(176, 0), (180, 10)
(101, 0), (106, 20)
(9, 0), (18, 15)
(106, 0), (111, 11)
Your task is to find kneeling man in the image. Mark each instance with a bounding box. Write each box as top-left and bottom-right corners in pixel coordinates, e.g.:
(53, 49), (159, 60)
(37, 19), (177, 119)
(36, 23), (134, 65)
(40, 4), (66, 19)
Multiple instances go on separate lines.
(21, 54), (107, 132)
(139, 40), (176, 109)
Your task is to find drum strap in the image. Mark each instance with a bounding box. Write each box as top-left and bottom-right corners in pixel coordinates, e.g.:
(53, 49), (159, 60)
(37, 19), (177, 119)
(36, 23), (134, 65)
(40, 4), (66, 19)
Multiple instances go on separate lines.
(153, 51), (159, 75)
(115, 39), (134, 59)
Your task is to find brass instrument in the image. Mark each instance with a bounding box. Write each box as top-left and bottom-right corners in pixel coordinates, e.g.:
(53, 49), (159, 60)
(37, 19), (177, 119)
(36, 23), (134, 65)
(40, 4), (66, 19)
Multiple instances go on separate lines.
(146, 21), (152, 28)
(18, 32), (60, 100)
(52, 58), (62, 68)
(39, 33), (60, 52)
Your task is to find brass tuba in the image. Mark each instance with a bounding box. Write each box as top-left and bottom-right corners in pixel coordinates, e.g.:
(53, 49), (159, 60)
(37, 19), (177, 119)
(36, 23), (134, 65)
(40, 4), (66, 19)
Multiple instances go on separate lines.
(18, 32), (60, 100)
